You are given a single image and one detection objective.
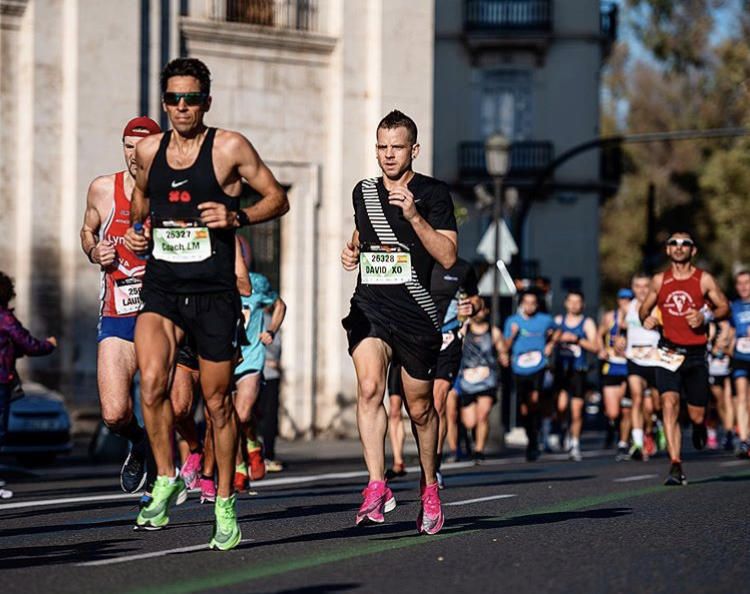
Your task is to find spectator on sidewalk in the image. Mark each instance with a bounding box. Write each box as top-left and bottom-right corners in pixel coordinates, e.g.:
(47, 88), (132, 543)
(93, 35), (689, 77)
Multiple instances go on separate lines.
(0, 271), (57, 498)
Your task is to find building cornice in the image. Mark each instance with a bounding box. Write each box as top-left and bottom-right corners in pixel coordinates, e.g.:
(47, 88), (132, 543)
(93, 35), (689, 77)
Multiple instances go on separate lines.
(181, 17), (337, 66)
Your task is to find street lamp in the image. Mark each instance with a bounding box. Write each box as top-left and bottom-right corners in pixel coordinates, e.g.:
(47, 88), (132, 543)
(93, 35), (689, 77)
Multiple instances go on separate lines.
(485, 133), (510, 331)
(485, 132), (510, 452)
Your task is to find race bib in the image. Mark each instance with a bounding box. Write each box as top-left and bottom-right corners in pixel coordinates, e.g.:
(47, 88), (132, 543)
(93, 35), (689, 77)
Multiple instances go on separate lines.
(560, 343), (582, 358)
(441, 331), (455, 352)
(708, 355), (730, 376)
(737, 337), (750, 355)
(462, 366), (490, 384)
(152, 224), (211, 263)
(114, 277), (143, 315)
(517, 350), (543, 369)
(630, 345), (685, 371)
(360, 244), (411, 285)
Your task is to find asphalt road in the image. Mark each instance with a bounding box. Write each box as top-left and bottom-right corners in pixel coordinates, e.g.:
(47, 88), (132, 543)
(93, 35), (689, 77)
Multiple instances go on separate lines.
(1, 439), (749, 594)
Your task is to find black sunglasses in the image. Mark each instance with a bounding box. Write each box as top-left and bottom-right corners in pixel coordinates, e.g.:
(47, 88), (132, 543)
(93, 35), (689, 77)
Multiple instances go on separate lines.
(163, 92), (207, 106)
(667, 238), (694, 248)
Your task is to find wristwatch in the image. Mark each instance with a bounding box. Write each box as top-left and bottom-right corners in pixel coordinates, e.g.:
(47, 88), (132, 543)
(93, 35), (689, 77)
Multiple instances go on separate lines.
(236, 209), (251, 227)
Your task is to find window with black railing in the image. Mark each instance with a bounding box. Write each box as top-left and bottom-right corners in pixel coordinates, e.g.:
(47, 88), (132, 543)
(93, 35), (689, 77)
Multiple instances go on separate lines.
(226, 0), (318, 32)
(463, 0), (552, 33)
(459, 141), (553, 178)
(600, 2), (618, 44)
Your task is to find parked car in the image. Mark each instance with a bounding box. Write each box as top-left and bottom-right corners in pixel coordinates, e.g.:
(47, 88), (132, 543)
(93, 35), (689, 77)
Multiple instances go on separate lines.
(1, 381), (72, 465)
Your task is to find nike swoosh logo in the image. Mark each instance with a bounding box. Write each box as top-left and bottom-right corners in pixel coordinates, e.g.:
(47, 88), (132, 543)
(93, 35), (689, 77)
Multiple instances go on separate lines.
(171, 179), (188, 188)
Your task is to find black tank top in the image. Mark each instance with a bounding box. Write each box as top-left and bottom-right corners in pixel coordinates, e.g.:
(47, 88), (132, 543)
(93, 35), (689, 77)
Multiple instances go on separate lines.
(144, 127), (238, 293)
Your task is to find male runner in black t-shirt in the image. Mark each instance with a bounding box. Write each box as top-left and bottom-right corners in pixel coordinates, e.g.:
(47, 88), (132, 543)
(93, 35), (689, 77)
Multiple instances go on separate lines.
(124, 58), (288, 550)
(341, 110), (457, 535)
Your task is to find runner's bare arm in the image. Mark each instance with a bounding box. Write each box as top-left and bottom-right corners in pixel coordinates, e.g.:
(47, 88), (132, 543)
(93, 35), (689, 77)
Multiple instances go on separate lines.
(639, 273), (662, 324)
(580, 317), (599, 354)
(596, 312), (611, 357)
(199, 132), (288, 229)
(387, 185), (457, 268)
(261, 297), (287, 345)
(702, 272), (730, 321)
(341, 229), (360, 271)
(80, 176), (115, 266)
(235, 237), (252, 297)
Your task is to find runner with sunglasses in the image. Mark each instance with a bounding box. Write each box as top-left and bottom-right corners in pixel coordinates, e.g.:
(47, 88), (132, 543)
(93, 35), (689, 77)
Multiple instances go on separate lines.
(124, 58), (288, 549)
(639, 231), (729, 485)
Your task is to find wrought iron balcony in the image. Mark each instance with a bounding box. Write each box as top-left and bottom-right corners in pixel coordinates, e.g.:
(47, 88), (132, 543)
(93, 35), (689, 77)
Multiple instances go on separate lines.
(600, 1), (618, 55)
(459, 140), (553, 180)
(225, 0), (318, 32)
(463, 0), (552, 33)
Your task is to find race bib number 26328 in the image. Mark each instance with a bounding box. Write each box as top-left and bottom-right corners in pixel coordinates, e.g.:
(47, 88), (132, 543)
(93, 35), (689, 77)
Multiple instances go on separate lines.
(360, 244), (411, 285)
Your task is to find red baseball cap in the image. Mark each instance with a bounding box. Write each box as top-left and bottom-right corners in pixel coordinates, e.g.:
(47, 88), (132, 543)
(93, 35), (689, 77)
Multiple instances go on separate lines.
(122, 116), (161, 139)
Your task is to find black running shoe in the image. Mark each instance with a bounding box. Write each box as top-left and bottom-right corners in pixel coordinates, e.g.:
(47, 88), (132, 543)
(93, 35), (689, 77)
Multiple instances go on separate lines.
(722, 431), (735, 452)
(615, 444), (629, 461)
(664, 462), (687, 486)
(384, 463), (407, 481)
(120, 438), (148, 494)
(525, 444), (539, 462)
(736, 441), (750, 459)
(691, 423), (707, 451)
(473, 451), (486, 465)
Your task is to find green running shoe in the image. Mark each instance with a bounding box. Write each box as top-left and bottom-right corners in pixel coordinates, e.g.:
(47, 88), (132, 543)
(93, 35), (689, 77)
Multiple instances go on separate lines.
(209, 494), (241, 551)
(135, 475), (187, 530)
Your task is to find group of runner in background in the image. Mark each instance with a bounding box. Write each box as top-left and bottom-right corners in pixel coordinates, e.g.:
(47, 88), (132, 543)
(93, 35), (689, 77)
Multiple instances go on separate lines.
(385, 251), (750, 489)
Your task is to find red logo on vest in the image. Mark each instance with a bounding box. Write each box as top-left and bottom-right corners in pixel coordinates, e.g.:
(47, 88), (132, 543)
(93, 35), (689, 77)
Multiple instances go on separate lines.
(663, 290), (695, 317)
(168, 190), (191, 203)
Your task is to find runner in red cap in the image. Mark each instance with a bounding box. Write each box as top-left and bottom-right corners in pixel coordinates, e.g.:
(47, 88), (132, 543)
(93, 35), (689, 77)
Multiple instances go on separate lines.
(80, 116), (161, 497)
(639, 230), (729, 485)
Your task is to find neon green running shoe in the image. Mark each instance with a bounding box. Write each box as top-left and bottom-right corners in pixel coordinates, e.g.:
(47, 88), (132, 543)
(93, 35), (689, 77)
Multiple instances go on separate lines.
(209, 494), (241, 551)
(135, 475), (187, 530)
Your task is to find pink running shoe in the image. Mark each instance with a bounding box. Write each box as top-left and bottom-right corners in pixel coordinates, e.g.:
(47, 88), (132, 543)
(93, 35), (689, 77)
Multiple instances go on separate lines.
(180, 452), (203, 490)
(417, 483), (444, 535)
(355, 481), (397, 526)
(199, 477), (216, 504)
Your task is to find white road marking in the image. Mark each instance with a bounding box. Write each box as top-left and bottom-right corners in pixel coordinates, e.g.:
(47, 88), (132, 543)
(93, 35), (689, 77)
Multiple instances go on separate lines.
(77, 539), (254, 567)
(444, 494), (516, 506)
(719, 460), (748, 467)
(612, 474), (658, 483)
(0, 447), (615, 512)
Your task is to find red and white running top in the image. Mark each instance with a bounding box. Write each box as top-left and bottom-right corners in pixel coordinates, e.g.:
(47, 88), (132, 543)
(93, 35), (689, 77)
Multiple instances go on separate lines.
(99, 171), (145, 318)
(657, 267), (707, 347)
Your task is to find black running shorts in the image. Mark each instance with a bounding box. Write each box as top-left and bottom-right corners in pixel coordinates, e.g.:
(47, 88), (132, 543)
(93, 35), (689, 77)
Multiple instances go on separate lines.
(140, 285), (243, 362)
(514, 371), (545, 402)
(554, 367), (587, 399)
(176, 333), (199, 372)
(343, 302), (441, 381)
(601, 374), (627, 388)
(627, 360), (657, 389)
(655, 346), (709, 407)
(436, 335), (463, 382)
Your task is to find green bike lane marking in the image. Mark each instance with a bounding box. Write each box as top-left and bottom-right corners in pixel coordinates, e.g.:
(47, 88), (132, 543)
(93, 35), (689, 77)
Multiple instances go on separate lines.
(123, 469), (750, 594)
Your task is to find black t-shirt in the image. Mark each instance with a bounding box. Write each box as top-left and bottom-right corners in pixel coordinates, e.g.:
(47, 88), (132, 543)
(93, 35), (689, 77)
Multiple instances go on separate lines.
(431, 258), (479, 330)
(351, 173), (457, 336)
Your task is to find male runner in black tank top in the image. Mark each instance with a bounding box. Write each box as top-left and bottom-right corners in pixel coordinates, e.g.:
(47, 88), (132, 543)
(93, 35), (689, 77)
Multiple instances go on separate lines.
(124, 58), (288, 550)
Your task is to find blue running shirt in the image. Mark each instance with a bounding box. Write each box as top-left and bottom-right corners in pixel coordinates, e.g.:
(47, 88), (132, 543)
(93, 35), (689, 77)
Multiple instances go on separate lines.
(731, 299), (750, 362)
(504, 312), (555, 376)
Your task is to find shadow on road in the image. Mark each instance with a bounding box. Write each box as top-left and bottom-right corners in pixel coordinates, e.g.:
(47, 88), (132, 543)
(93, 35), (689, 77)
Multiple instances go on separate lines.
(0, 538), (137, 569)
(258, 584), (360, 594)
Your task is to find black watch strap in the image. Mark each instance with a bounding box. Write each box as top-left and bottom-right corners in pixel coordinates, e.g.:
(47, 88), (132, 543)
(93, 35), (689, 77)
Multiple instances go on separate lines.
(236, 209), (251, 227)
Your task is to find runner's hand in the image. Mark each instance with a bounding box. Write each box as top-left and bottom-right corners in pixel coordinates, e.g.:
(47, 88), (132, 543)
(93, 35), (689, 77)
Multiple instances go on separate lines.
(46, 336), (57, 347)
(341, 241), (360, 271)
(544, 342), (554, 357)
(643, 315), (659, 330)
(685, 308), (705, 329)
(198, 201), (235, 229)
(614, 336), (627, 354)
(388, 187), (418, 221)
(124, 226), (149, 254)
(499, 352), (510, 367)
(457, 298), (473, 318)
(94, 240), (116, 267)
(259, 331), (274, 345)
